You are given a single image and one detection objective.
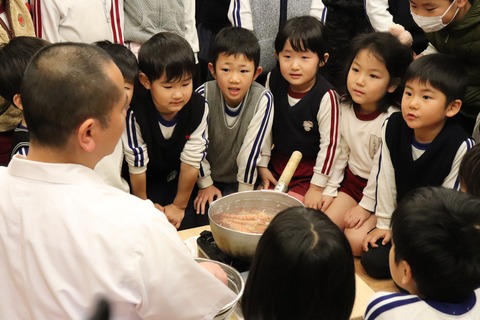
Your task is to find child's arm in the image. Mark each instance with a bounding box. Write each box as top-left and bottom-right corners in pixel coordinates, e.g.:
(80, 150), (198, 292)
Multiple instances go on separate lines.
(227, 0), (253, 29)
(164, 162), (199, 228)
(442, 138), (475, 190)
(122, 109), (149, 199)
(365, 0), (394, 33)
(33, 0), (63, 42)
(306, 89), (340, 209)
(236, 91), (274, 192)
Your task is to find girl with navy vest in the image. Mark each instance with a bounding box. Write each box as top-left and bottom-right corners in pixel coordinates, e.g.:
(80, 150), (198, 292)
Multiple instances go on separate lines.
(324, 32), (412, 257)
(124, 32), (209, 230)
(258, 16), (340, 210)
(360, 54), (475, 279)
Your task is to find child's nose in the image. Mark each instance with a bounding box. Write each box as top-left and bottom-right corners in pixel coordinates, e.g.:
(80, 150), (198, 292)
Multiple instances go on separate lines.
(356, 75), (365, 86)
(229, 72), (240, 83)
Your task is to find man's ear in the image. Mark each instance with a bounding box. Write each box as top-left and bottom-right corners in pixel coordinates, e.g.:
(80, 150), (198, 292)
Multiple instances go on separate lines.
(387, 78), (401, 93)
(253, 66), (263, 81)
(446, 99), (462, 118)
(319, 53), (329, 67)
(12, 93), (23, 110)
(138, 72), (151, 90)
(208, 62), (217, 80)
(76, 118), (97, 153)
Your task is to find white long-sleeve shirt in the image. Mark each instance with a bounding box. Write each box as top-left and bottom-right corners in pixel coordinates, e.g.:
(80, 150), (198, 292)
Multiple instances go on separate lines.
(33, 0), (124, 44)
(123, 103), (209, 175)
(195, 83), (274, 191)
(359, 117), (475, 229)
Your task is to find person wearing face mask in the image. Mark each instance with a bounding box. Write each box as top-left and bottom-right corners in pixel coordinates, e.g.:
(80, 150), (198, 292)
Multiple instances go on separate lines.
(409, 0), (480, 139)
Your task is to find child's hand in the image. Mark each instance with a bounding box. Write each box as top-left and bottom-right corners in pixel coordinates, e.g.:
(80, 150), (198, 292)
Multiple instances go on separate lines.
(362, 228), (391, 252)
(344, 205), (372, 229)
(163, 203), (185, 229)
(321, 195), (334, 211)
(257, 167), (277, 190)
(194, 185), (222, 215)
(304, 185), (324, 210)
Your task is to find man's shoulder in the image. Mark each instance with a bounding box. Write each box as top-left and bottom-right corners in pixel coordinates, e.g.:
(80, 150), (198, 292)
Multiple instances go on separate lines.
(365, 291), (422, 320)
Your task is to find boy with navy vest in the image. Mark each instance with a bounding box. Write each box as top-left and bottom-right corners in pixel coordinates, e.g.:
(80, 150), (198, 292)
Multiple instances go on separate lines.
(124, 32), (209, 229)
(355, 54), (475, 278)
(194, 27), (273, 214)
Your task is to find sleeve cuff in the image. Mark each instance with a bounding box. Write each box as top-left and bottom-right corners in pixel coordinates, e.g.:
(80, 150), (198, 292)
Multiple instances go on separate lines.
(238, 182), (254, 192)
(376, 216), (391, 230)
(323, 186), (338, 197)
(128, 166), (147, 175)
(258, 156), (270, 167)
(310, 173), (328, 189)
(197, 175), (214, 189)
(359, 197), (376, 213)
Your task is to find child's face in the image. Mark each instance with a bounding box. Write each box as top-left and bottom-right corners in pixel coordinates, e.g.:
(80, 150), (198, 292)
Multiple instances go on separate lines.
(140, 73), (193, 121)
(124, 81), (134, 107)
(346, 49), (396, 112)
(410, 0), (461, 23)
(209, 53), (262, 108)
(276, 40), (325, 93)
(401, 79), (459, 143)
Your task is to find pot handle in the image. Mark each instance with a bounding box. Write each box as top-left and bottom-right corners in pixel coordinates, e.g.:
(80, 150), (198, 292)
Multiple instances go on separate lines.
(274, 151), (303, 193)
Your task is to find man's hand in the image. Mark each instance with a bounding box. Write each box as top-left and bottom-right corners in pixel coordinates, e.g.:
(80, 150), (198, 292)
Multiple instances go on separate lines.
(362, 228), (392, 252)
(194, 185), (222, 214)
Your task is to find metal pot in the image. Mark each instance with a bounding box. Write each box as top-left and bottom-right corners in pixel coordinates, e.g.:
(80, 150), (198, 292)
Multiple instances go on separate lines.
(208, 151), (304, 260)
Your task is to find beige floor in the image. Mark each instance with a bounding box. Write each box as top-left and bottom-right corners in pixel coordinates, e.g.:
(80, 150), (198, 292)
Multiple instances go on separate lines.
(354, 258), (398, 293)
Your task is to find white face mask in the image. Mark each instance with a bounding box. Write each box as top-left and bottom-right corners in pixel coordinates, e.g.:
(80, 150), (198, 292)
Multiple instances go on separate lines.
(411, 0), (459, 33)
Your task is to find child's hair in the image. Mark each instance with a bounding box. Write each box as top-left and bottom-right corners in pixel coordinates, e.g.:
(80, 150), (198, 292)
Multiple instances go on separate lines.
(138, 32), (196, 83)
(242, 207), (355, 320)
(343, 32), (413, 112)
(459, 144), (480, 196)
(94, 40), (138, 83)
(21, 43), (124, 148)
(210, 26), (260, 70)
(274, 15), (329, 65)
(391, 187), (480, 303)
(0, 36), (50, 104)
(404, 54), (468, 106)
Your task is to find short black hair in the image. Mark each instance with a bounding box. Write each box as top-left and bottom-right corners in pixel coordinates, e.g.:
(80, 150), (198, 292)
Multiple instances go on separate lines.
(0, 36), (50, 104)
(138, 32), (196, 82)
(242, 207), (356, 320)
(343, 32), (413, 112)
(392, 187), (480, 303)
(210, 27), (260, 70)
(274, 15), (329, 64)
(95, 40), (138, 83)
(21, 43), (124, 148)
(459, 144), (480, 196)
(404, 54), (468, 106)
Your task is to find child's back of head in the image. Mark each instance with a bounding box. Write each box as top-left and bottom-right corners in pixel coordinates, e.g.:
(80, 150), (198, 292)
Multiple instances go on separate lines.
(95, 40), (139, 84)
(391, 187), (480, 302)
(242, 206), (356, 320)
(404, 54), (468, 106)
(138, 32), (196, 83)
(210, 27), (260, 70)
(0, 36), (50, 105)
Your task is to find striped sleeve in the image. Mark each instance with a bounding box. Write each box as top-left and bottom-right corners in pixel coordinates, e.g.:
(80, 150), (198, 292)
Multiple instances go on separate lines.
(311, 89), (340, 188)
(309, 0), (327, 23)
(33, 0), (62, 42)
(237, 91), (274, 190)
(227, 0), (253, 29)
(110, 0), (124, 44)
(122, 108), (148, 174)
(446, 137), (475, 191)
(180, 102), (209, 169)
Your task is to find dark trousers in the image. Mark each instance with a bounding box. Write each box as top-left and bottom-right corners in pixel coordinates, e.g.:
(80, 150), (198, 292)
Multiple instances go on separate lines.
(361, 239), (392, 279)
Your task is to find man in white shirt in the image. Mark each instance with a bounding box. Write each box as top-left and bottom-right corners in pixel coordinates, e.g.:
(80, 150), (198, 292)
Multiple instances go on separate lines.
(0, 42), (234, 319)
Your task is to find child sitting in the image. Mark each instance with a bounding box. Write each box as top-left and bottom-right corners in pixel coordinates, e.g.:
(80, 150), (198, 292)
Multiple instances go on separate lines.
(364, 187), (480, 319)
(324, 32), (412, 256)
(194, 26), (273, 214)
(125, 32), (208, 229)
(94, 40), (138, 193)
(0, 36), (50, 158)
(459, 143), (480, 196)
(259, 15), (340, 210)
(358, 54), (475, 278)
(243, 206), (356, 320)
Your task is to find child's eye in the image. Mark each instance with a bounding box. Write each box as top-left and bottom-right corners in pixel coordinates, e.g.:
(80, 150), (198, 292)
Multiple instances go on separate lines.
(370, 74), (379, 79)
(283, 55), (291, 59)
(163, 86), (173, 89)
(182, 82), (191, 87)
(351, 67), (359, 72)
(302, 56), (310, 60)
(241, 69), (250, 73)
(221, 68), (230, 72)
(423, 95), (432, 100)
(404, 91), (412, 96)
